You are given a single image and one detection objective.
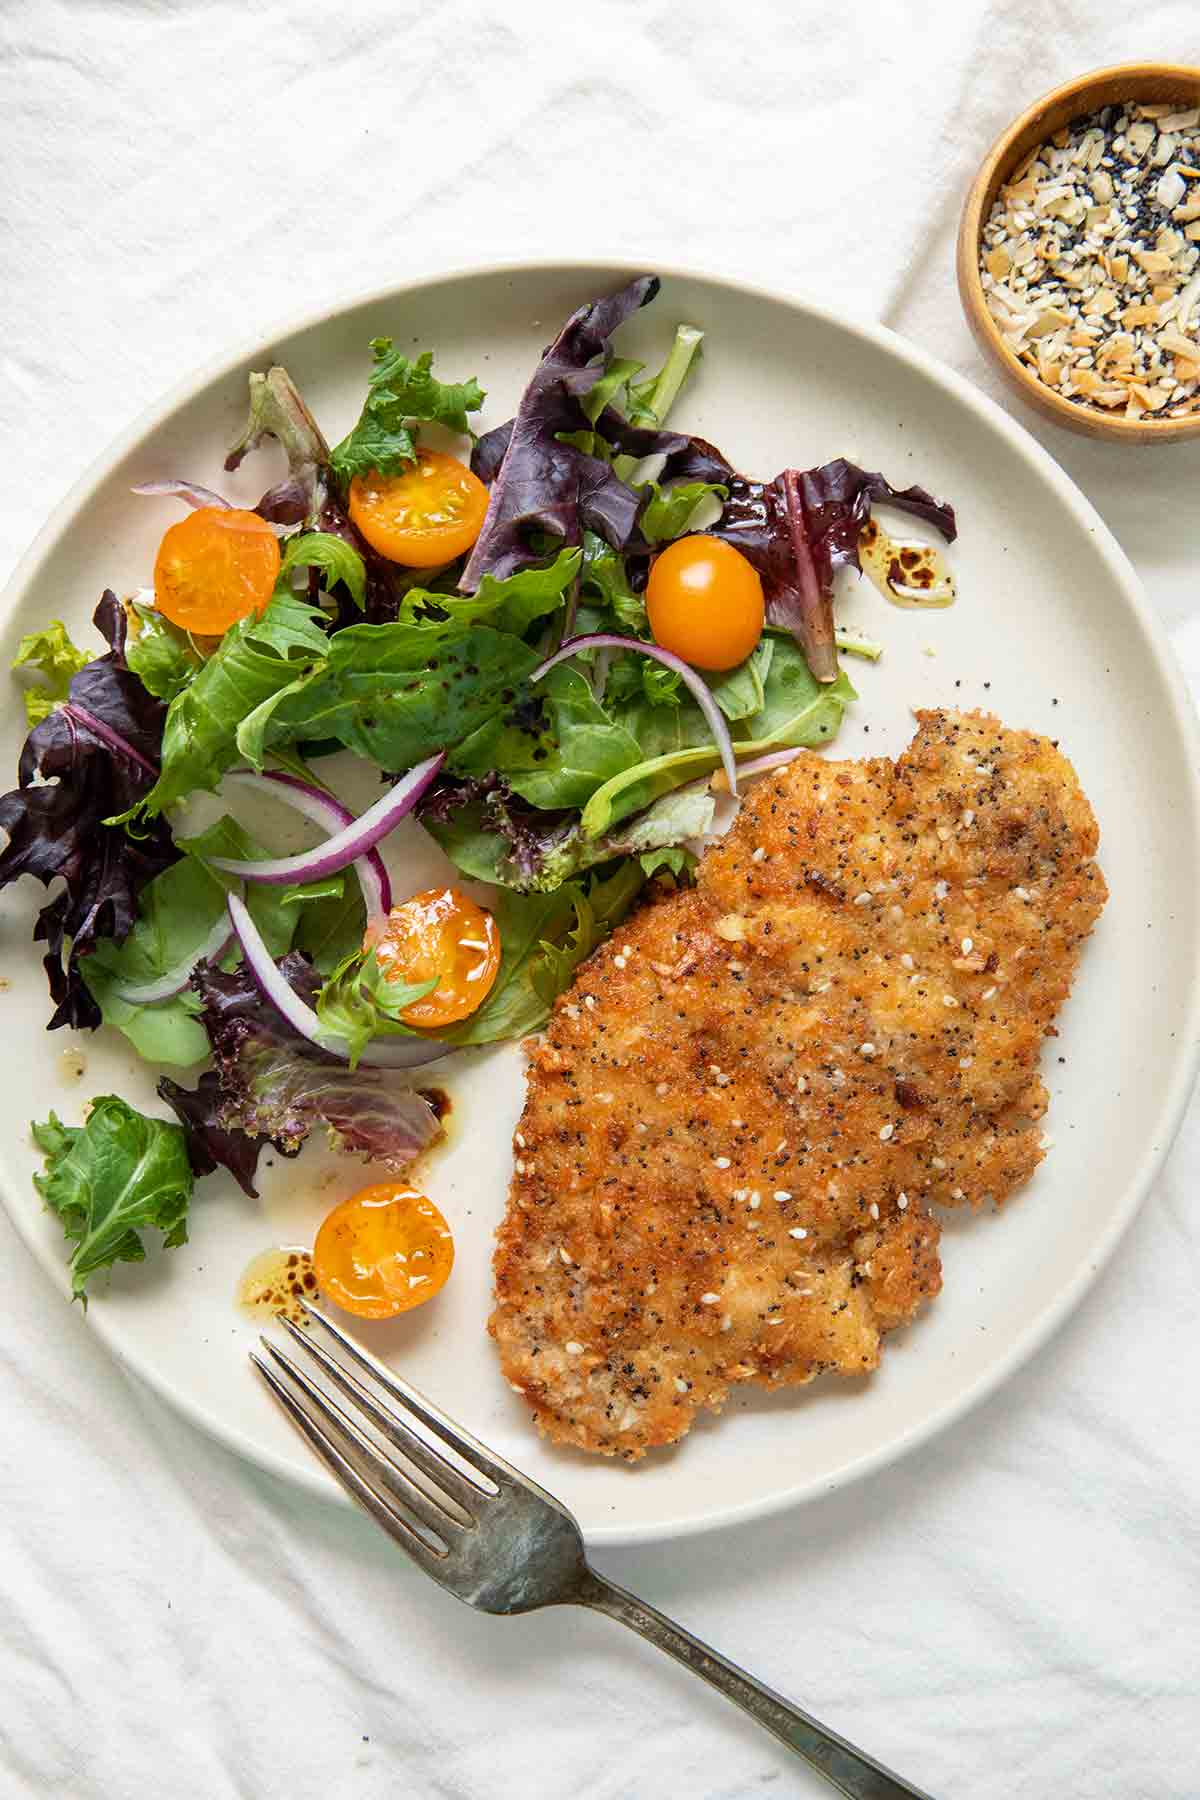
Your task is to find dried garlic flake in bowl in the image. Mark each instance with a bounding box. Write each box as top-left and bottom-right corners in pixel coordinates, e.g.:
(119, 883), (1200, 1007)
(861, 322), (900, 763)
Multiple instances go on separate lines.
(978, 99), (1200, 422)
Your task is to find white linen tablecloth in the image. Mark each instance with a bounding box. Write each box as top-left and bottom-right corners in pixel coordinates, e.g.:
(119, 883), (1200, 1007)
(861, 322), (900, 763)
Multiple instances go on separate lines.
(1, 4), (1197, 1795)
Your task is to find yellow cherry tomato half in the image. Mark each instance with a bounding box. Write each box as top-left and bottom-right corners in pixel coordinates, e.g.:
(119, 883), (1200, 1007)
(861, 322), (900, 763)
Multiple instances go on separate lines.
(313, 1182), (454, 1320)
(367, 886), (501, 1029)
(348, 450), (489, 568)
(153, 506), (281, 636)
(645, 534), (765, 672)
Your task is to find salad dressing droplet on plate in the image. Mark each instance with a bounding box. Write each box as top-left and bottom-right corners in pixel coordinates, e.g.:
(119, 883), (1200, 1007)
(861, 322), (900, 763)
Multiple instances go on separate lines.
(237, 1246), (318, 1324)
(859, 519), (956, 608)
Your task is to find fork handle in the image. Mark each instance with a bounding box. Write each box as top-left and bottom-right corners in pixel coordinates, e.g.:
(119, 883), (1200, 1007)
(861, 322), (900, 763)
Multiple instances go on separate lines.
(579, 1571), (935, 1799)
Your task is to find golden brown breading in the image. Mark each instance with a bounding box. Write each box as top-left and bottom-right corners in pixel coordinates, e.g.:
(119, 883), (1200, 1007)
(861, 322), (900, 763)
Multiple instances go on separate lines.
(490, 712), (1107, 1459)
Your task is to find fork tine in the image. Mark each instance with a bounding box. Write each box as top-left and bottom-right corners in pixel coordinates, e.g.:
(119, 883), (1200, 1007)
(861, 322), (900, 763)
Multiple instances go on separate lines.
(295, 1300), (525, 1494)
(250, 1352), (447, 1578)
(259, 1339), (470, 1537)
(277, 1314), (493, 1516)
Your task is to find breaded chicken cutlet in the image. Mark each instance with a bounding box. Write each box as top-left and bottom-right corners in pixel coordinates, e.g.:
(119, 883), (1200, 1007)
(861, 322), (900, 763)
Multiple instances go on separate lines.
(491, 711), (1107, 1459)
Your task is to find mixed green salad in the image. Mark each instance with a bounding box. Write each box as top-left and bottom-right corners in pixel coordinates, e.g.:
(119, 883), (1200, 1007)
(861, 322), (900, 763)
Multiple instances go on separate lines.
(0, 273), (955, 1300)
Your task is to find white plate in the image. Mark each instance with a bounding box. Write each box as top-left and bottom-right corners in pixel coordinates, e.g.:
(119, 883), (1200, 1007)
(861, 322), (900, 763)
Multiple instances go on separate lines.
(1, 262), (1197, 1547)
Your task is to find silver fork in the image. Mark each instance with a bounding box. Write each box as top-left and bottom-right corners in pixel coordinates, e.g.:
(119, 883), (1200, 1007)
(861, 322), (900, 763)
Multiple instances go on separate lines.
(251, 1302), (935, 1800)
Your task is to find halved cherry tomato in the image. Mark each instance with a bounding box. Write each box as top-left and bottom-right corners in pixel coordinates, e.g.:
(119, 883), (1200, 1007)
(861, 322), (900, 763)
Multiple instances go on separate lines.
(645, 534), (765, 672)
(313, 1182), (454, 1319)
(153, 506), (281, 636)
(348, 450), (488, 568)
(367, 886), (500, 1028)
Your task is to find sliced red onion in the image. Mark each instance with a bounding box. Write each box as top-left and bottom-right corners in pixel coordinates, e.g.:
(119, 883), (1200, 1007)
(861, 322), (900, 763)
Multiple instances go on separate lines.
(710, 745), (807, 793)
(227, 895), (448, 1070)
(132, 479), (233, 510)
(532, 635), (738, 797)
(112, 918), (234, 1006)
(210, 754), (444, 889)
(223, 769), (391, 921)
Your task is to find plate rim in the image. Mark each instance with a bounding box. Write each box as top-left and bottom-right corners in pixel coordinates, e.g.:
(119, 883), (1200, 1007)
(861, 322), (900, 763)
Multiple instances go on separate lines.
(2, 255), (1198, 1545)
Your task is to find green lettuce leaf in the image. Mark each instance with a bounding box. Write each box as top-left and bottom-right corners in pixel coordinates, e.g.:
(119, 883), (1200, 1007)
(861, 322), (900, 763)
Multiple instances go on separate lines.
(638, 479), (728, 544)
(604, 651), (682, 710)
(83, 816), (338, 1064)
(612, 323), (705, 479)
(579, 531), (646, 634)
(177, 815), (337, 958)
(641, 661), (681, 706)
(82, 847), (231, 1067)
(744, 637), (856, 742)
(135, 593), (329, 814)
(329, 344), (485, 488)
(32, 1098), (193, 1303)
(264, 620), (541, 772)
(449, 664), (641, 809)
(428, 778), (715, 893)
(606, 636), (772, 739)
(640, 845), (695, 878)
(581, 355), (645, 426)
(12, 621), (92, 726)
(605, 678), (715, 761)
(314, 953), (438, 1068)
(278, 532), (367, 611)
(294, 884), (369, 976)
(583, 645), (857, 836)
(124, 600), (203, 703)
(417, 808), (511, 886)
(577, 780), (712, 870)
(396, 548), (579, 638)
(440, 862), (645, 1045)
(706, 636), (774, 721)
(79, 981), (207, 1067)
(626, 324), (704, 428)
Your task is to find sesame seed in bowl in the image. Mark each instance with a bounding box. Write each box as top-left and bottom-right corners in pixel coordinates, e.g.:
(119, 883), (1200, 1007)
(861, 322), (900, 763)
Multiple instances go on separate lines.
(958, 62), (1200, 442)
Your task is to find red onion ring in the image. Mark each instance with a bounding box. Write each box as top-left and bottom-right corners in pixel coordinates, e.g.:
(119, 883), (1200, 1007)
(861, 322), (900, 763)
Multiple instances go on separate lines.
(223, 769), (391, 922)
(210, 754), (443, 891)
(709, 745), (807, 792)
(132, 479), (234, 510)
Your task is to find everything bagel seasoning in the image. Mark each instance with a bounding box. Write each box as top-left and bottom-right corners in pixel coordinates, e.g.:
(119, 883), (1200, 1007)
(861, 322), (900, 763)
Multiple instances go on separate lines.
(980, 100), (1200, 419)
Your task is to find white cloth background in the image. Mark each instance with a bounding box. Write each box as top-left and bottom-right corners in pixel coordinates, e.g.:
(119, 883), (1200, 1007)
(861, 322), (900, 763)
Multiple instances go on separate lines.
(2, 3), (1198, 1796)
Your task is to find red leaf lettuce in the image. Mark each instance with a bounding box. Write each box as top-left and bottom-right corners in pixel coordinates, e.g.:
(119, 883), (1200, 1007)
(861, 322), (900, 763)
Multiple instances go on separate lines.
(460, 275), (662, 589)
(159, 954), (442, 1189)
(0, 593), (177, 1029)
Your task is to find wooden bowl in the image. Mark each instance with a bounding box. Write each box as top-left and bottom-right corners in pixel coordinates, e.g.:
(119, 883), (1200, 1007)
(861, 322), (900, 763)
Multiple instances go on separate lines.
(957, 61), (1200, 443)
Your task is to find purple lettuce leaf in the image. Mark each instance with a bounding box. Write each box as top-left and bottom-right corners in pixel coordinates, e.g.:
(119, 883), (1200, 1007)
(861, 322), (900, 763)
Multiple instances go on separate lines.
(618, 454), (957, 678)
(157, 1070), (288, 1199)
(417, 772), (577, 886)
(460, 276), (661, 589)
(0, 593), (177, 1029)
(595, 416), (736, 489)
(475, 415), (734, 517)
(471, 419), (515, 485)
(706, 460), (955, 680)
(701, 468), (835, 678)
(182, 954), (442, 1170)
(417, 771), (712, 894)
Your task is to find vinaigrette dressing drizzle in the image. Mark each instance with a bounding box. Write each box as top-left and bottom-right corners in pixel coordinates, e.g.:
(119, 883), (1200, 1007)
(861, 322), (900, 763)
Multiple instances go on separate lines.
(859, 518), (956, 609)
(237, 1246), (318, 1324)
